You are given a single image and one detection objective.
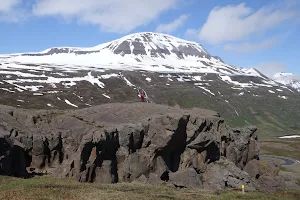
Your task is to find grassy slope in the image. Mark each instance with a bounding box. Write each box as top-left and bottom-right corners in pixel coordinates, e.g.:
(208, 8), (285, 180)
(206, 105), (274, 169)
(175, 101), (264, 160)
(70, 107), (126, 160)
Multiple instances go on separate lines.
(0, 176), (299, 200)
(154, 87), (300, 139)
(1, 71), (299, 139)
(260, 138), (300, 161)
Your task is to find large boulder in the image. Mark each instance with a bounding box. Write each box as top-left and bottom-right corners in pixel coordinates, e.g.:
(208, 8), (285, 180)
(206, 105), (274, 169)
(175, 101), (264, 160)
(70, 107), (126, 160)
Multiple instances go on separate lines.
(93, 160), (118, 183)
(169, 168), (203, 188)
(244, 159), (300, 192)
(123, 150), (152, 181)
(202, 158), (255, 191)
(254, 175), (286, 192)
(225, 126), (259, 169)
(243, 159), (280, 179)
(179, 148), (207, 173)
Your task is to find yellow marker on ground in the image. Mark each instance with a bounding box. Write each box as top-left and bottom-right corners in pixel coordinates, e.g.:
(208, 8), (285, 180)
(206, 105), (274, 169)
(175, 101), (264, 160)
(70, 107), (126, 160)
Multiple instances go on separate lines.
(242, 184), (245, 194)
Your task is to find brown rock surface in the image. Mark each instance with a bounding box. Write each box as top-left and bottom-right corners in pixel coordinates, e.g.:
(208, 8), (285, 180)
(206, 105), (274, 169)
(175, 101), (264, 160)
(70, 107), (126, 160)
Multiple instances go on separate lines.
(0, 103), (289, 191)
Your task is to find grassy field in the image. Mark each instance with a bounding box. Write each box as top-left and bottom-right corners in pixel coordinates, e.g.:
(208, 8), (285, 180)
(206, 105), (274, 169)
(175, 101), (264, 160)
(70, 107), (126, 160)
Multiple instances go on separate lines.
(260, 138), (300, 181)
(0, 176), (300, 200)
(260, 138), (300, 161)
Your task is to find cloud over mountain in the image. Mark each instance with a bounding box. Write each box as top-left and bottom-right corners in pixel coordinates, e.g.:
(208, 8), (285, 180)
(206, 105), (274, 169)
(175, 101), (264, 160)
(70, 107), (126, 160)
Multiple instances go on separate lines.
(156, 14), (189, 34)
(197, 3), (297, 45)
(32, 0), (180, 33)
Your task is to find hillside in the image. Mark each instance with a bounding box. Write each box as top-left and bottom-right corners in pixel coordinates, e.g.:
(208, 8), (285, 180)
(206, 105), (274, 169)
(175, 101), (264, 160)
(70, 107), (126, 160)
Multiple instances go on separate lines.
(0, 32), (299, 138)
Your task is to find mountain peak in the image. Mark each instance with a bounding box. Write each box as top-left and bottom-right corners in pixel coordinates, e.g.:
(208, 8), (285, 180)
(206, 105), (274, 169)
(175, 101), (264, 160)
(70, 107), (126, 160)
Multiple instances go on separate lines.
(20, 32), (211, 61)
(274, 72), (294, 78)
(116, 32), (201, 45)
(273, 72), (300, 92)
(104, 31), (211, 60)
(0, 32), (279, 78)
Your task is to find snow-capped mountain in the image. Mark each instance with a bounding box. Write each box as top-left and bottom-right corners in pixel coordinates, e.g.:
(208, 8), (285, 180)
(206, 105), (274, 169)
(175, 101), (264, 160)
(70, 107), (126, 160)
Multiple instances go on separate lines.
(0, 32), (299, 112)
(0, 32), (299, 138)
(2, 32), (264, 76)
(273, 72), (300, 92)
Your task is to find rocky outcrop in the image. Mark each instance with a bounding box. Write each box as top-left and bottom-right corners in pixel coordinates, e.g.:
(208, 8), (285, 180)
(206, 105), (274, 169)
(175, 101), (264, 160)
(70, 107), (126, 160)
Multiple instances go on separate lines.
(202, 158), (255, 191)
(244, 159), (300, 191)
(169, 168), (203, 188)
(225, 126), (259, 169)
(0, 136), (29, 178)
(0, 103), (294, 191)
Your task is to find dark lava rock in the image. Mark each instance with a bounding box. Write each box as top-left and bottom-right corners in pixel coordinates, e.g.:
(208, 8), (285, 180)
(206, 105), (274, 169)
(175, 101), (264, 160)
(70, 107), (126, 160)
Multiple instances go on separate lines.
(0, 103), (291, 191)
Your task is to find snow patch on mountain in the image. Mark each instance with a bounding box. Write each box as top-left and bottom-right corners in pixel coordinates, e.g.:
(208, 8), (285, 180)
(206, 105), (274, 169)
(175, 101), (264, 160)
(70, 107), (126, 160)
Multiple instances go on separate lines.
(278, 95), (288, 99)
(1, 32), (270, 76)
(65, 99), (78, 108)
(3, 72), (105, 90)
(197, 86), (215, 96)
(0, 88), (15, 93)
(122, 76), (135, 87)
(100, 73), (119, 79)
(102, 94), (111, 99)
(268, 90), (275, 94)
(279, 135), (300, 139)
(219, 75), (276, 88)
(33, 93), (43, 96)
(243, 68), (268, 79)
(273, 72), (300, 92)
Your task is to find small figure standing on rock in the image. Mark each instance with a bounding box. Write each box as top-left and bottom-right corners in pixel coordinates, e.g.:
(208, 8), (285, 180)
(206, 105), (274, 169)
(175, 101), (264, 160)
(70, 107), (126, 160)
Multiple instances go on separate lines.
(140, 91), (145, 102)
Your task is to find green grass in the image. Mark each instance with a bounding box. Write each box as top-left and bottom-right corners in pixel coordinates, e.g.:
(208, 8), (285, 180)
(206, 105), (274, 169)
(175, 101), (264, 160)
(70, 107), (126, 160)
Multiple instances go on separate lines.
(261, 145), (300, 160)
(260, 139), (300, 161)
(157, 87), (300, 139)
(0, 176), (300, 200)
(280, 167), (293, 172)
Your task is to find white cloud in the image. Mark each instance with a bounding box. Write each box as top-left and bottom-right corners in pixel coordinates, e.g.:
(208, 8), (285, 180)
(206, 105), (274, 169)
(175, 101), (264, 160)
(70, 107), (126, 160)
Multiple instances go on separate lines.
(189, 3), (297, 45)
(184, 28), (198, 40)
(0, 0), (20, 12)
(156, 14), (189, 33)
(250, 62), (288, 77)
(32, 0), (179, 33)
(0, 0), (26, 22)
(224, 38), (278, 53)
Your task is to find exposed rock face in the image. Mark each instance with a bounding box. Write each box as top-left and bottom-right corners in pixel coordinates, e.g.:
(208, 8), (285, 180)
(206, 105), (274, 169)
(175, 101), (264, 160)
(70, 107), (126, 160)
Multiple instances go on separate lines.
(0, 136), (29, 177)
(169, 168), (203, 188)
(202, 158), (255, 191)
(0, 103), (294, 191)
(225, 126), (259, 169)
(244, 159), (280, 179)
(244, 159), (300, 191)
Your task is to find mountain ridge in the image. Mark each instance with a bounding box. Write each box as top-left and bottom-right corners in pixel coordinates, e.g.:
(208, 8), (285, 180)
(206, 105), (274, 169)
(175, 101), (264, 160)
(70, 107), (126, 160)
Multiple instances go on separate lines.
(2, 32), (297, 90)
(273, 72), (300, 92)
(1, 32), (265, 77)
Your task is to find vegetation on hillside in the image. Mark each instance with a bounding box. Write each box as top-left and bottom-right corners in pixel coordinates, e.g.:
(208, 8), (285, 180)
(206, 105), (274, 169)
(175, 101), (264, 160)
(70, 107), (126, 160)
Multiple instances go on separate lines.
(0, 176), (299, 200)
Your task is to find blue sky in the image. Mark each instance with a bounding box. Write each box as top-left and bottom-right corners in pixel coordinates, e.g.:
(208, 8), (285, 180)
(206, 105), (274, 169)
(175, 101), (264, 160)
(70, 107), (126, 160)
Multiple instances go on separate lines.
(0, 0), (299, 76)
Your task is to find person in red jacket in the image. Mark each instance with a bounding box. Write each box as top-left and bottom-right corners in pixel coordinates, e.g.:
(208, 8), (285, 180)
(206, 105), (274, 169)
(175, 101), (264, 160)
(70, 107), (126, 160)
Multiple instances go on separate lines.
(140, 91), (145, 102)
